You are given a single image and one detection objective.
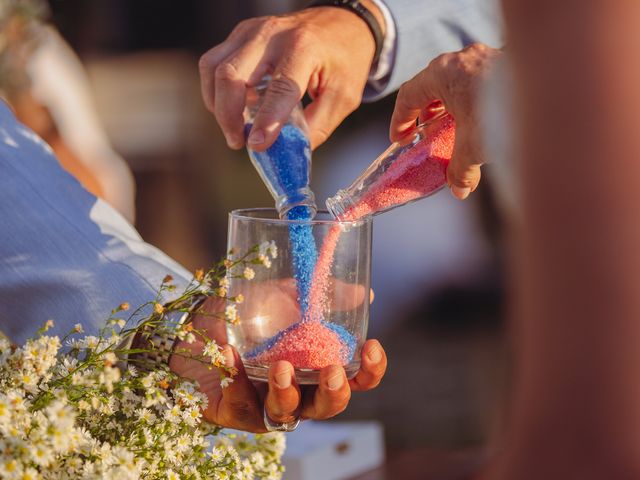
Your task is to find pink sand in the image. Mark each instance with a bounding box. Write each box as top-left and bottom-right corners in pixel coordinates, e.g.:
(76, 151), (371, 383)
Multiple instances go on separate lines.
(305, 226), (342, 324)
(253, 320), (350, 368)
(260, 116), (455, 370)
(352, 114), (455, 217)
(305, 114), (456, 325)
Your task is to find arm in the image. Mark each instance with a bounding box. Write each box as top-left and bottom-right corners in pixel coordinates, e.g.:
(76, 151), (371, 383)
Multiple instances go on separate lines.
(0, 101), (187, 345)
(365, 0), (503, 100)
(492, 0), (640, 478)
(200, 0), (502, 151)
(200, 1), (384, 151)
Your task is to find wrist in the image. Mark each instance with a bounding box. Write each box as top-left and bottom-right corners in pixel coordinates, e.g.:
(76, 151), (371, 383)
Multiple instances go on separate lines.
(359, 0), (386, 37)
(306, 0), (386, 66)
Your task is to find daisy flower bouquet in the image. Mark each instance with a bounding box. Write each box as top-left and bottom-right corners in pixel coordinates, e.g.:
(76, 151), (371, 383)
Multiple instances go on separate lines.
(0, 242), (284, 479)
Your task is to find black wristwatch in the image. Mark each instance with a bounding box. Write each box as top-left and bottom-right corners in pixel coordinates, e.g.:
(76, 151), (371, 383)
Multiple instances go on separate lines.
(307, 0), (384, 67)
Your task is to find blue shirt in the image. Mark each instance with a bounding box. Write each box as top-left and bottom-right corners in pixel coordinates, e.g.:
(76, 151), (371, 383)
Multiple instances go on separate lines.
(0, 102), (190, 344)
(365, 0), (503, 100)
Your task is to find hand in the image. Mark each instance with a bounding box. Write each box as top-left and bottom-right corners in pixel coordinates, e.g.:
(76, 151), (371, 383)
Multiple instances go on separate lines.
(199, 2), (384, 151)
(169, 287), (386, 433)
(389, 43), (501, 200)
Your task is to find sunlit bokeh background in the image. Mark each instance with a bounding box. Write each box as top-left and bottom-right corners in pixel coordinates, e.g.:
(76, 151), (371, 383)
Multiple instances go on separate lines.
(4, 0), (508, 476)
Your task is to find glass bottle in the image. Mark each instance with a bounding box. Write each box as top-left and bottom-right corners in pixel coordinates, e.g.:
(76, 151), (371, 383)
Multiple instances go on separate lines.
(326, 111), (455, 220)
(244, 76), (317, 220)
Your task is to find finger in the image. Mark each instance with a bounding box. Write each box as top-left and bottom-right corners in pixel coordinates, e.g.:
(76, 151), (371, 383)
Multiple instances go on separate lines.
(265, 361), (302, 423)
(215, 345), (265, 432)
(247, 50), (314, 151)
(304, 84), (360, 149)
(199, 22), (254, 114)
(390, 67), (442, 142)
(349, 339), (386, 392)
(301, 365), (351, 420)
(213, 40), (272, 149)
(446, 128), (483, 200)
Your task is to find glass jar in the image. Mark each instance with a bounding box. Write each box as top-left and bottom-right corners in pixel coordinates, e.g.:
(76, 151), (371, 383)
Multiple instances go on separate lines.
(226, 208), (372, 384)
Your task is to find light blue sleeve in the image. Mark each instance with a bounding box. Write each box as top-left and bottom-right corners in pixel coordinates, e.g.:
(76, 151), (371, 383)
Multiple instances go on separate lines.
(0, 101), (192, 344)
(364, 0), (504, 100)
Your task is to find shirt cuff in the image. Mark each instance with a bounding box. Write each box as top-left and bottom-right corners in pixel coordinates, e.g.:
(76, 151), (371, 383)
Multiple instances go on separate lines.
(367, 0), (397, 92)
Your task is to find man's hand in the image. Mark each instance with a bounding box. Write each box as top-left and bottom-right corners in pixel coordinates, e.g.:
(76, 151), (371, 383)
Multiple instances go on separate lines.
(199, 3), (384, 151)
(389, 43), (501, 200)
(169, 292), (386, 433)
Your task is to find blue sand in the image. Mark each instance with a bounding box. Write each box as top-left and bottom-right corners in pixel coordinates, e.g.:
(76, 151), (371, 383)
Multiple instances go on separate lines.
(286, 206), (317, 313)
(323, 322), (358, 361)
(246, 122), (318, 312)
(245, 320), (357, 363)
(245, 123), (312, 210)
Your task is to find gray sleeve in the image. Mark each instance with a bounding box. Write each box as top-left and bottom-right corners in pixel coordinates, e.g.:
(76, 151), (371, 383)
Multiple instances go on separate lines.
(0, 101), (192, 345)
(364, 0), (504, 101)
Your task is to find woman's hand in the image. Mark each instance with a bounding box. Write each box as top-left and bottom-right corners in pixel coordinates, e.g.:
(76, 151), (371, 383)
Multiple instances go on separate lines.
(389, 43), (501, 200)
(169, 293), (386, 433)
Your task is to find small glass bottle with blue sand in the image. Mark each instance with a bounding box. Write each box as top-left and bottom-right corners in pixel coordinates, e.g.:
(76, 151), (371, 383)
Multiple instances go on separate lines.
(244, 77), (317, 222)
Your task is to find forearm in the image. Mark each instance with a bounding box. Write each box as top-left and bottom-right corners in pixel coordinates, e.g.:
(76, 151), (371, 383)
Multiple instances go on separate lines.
(365, 0), (503, 100)
(501, 0), (640, 477)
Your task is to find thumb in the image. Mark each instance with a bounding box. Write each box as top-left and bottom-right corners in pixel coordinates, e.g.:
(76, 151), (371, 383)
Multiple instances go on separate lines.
(446, 128), (483, 200)
(448, 164), (481, 200)
(247, 55), (313, 151)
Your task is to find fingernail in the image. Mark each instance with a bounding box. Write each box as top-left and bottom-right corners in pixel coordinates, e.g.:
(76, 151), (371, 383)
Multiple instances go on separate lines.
(248, 129), (265, 145)
(367, 345), (382, 364)
(451, 185), (471, 200)
(327, 371), (344, 391)
(274, 369), (292, 389)
(222, 345), (235, 368)
(224, 134), (241, 149)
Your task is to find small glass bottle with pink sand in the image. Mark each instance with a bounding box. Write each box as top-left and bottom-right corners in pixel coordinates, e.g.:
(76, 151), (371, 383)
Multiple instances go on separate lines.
(326, 111), (455, 221)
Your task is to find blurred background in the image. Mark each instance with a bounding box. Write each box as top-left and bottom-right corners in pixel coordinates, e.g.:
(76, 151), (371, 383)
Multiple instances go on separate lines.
(1, 0), (508, 476)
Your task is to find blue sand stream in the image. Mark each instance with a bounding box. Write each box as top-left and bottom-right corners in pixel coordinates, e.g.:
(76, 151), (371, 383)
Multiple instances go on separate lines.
(285, 206), (317, 313)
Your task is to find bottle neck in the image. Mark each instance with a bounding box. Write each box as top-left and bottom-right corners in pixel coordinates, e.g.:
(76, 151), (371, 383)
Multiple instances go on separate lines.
(244, 75), (317, 219)
(279, 191), (317, 220)
(326, 189), (358, 220)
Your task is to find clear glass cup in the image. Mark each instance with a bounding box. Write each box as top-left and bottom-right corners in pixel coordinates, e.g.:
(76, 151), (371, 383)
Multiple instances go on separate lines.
(226, 208), (372, 384)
